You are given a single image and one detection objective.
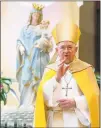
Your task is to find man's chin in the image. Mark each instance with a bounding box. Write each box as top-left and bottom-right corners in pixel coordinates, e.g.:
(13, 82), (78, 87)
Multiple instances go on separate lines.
(64, 58), (73, 64)
(64, 59), (70, 64)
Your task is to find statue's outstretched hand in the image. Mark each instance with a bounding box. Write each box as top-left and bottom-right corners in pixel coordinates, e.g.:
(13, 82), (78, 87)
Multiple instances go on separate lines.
(19, 45), (25, 55)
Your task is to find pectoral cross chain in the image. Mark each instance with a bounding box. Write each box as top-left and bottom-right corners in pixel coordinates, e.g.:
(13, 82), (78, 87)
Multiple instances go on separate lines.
(62, 76), (72, 96)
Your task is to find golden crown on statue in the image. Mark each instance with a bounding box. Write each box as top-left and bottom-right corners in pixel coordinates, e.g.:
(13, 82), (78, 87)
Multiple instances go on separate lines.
(32, 3), (44, 11)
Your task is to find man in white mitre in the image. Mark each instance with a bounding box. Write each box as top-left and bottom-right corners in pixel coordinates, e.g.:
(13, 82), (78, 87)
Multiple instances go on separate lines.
(34, 19), (99, 128)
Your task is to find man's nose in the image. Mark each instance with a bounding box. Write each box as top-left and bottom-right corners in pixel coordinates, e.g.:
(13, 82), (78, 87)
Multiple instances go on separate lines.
(64, 48), (68, 52)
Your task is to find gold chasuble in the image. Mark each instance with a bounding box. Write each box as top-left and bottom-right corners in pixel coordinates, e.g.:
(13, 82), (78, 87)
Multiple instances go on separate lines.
(34, 59), (99, 128)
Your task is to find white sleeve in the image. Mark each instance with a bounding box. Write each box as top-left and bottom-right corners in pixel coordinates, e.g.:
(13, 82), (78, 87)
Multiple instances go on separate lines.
(74, 95), (90, 126)
(43, 76), (60, 106)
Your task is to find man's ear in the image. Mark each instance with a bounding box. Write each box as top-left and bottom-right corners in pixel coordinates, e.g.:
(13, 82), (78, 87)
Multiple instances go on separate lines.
(55, 47), (58, 52)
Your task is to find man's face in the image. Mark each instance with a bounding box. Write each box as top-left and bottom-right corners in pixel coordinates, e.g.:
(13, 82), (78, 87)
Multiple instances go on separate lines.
(56, 41), (77, 64)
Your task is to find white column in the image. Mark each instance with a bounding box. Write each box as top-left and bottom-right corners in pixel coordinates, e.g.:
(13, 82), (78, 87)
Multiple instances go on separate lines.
(76, 1), (83, 58)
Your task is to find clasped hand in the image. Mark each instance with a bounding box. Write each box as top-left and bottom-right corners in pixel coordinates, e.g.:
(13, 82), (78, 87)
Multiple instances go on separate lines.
(57, 98), (76, 109)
